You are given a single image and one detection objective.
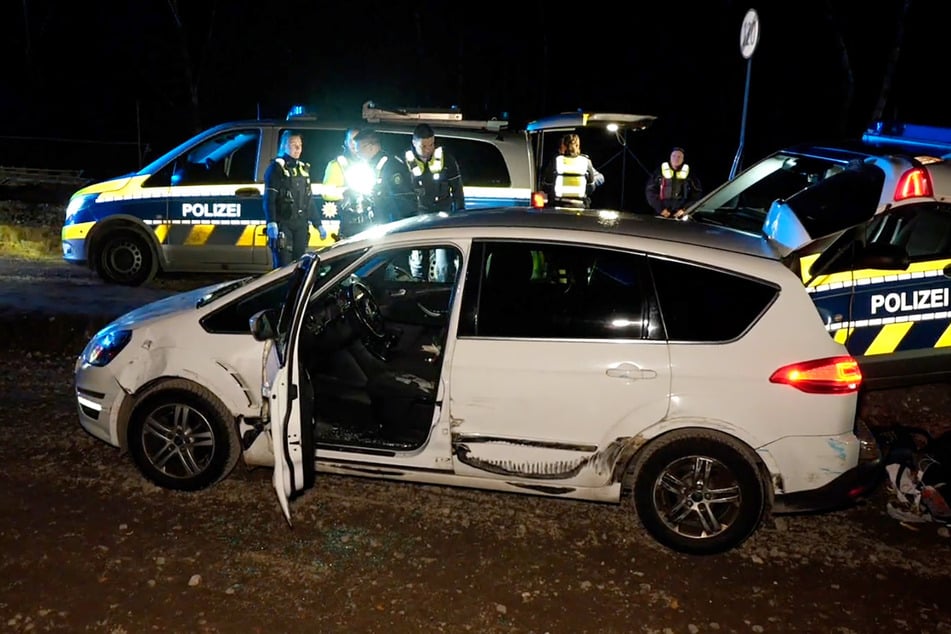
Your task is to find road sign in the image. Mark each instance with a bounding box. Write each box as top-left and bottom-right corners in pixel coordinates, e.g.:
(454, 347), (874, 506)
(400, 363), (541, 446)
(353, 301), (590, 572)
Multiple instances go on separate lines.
(740, 9), (760, 59)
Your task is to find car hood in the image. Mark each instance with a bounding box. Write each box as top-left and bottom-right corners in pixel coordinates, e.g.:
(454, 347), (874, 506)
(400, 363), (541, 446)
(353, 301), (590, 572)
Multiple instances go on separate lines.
(108, 280), (240, 329)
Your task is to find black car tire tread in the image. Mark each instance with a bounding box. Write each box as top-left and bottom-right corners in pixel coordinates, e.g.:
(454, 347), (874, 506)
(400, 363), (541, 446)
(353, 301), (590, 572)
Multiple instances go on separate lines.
(127, 379), (241, 491)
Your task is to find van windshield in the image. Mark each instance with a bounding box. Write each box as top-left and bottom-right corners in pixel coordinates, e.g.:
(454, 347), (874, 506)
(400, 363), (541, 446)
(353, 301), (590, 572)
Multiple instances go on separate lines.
(687, 153), (850, 234)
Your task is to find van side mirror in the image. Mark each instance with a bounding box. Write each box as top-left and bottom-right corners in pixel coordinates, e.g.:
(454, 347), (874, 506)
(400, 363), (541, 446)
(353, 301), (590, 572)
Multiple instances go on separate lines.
(249, 308), (279, 341)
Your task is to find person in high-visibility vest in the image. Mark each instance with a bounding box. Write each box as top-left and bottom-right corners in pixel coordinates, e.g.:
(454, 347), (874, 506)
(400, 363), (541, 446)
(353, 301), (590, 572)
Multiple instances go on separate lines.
(540, 133), (604, 209)
(404, 123), (465, 281)
(645, 146), (703, 219)
(263, 130), (326, 268)
(320, 128), (361, 240)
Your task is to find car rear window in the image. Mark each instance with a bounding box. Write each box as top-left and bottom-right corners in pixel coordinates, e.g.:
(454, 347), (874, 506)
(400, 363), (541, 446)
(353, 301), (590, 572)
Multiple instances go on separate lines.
(649, 257), (778, 342)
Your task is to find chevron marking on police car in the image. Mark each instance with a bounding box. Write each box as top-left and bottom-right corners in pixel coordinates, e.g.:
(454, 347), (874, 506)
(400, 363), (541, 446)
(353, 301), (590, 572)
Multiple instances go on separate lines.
(937, 323), (951, 348)
(833, 327), (853, 344)
(865, 322), (914, 355)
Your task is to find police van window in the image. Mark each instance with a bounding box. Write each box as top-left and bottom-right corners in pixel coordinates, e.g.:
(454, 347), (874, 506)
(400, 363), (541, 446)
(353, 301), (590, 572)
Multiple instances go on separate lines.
(296, 129), (354, 184)
(145, 129), (261, 188)
(873, 204), (951, 261)
(649, 257), (778, 342)
(459, 241), (649, 339)
(378, 133), (511, 188)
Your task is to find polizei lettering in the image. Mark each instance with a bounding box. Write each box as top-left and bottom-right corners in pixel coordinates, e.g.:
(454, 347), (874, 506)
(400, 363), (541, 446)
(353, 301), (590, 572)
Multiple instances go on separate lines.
(182, 202), (241, 218)
(870, 287), (950, 315)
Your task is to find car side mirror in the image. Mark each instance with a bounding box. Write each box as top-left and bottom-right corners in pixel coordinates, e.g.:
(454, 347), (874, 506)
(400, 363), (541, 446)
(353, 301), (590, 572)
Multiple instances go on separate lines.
(249, 308), (279, 341)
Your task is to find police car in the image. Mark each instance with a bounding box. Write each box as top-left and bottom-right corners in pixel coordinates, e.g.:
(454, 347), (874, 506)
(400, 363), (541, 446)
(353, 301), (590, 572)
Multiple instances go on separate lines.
(61, 101), (654, 286)
(685, 121), (951, 389)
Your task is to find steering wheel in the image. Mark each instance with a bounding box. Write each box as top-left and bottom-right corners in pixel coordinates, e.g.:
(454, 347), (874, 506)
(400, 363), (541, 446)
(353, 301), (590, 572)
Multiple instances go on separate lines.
(345, 280), (386, 340)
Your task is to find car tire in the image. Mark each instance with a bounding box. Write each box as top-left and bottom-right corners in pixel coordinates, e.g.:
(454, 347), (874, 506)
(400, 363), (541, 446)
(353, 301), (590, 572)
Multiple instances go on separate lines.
(95, 228), (158, 286)
(127, 380), (241, 492)
(629, 429), (766, 555)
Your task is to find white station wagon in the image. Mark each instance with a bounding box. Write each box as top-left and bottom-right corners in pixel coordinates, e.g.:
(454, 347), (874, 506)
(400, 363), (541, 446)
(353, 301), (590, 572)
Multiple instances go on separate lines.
(75, 208), (881, 554)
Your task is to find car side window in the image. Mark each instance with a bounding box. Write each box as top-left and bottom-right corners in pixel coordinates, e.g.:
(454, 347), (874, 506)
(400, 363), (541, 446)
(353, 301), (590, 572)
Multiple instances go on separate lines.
(869, 203), (951, 261)
(154, 129), (261, 187)
(459, 241), (652, 339)
(650, 257), (778, 342)
(378, 134), (510, 188)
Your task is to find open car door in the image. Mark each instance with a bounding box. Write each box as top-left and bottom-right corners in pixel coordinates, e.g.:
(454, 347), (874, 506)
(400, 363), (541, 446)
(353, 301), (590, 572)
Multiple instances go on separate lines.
(263, 253), (321, 522)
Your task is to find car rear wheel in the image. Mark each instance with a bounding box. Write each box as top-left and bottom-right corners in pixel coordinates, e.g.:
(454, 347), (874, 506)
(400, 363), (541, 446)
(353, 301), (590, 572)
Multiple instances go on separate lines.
(630, 429), (766, 555)
(127, 380), (241, 492)
(96, 229), (157, 286)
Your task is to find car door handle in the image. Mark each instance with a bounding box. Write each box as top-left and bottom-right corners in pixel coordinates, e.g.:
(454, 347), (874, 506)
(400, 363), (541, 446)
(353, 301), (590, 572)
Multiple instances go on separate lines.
(606, 363), (657, 380)
(235, 187), (260, 197)
(388, 289), (407, 297)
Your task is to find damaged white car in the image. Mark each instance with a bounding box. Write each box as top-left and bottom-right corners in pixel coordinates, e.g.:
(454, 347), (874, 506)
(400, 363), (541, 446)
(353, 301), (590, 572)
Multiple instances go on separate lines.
(76, 208), (881, 554)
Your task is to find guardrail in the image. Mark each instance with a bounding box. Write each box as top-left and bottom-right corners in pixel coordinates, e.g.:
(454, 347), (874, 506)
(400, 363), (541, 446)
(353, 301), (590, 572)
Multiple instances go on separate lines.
(0, 166), (90, 187)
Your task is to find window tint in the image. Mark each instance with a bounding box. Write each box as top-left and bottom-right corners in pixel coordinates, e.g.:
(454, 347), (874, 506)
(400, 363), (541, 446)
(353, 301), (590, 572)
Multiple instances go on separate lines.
(146, 129), (261, 188)
(460, 241), (651, 339)
(870, 203), (951, 261)
(650, 257), (777, 342)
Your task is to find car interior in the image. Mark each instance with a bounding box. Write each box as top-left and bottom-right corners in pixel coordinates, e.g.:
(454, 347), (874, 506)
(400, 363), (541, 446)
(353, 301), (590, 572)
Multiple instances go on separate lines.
(297, 246), (459, 451)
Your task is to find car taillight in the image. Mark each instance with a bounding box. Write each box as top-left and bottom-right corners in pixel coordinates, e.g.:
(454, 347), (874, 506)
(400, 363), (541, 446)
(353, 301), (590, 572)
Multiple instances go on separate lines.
(531, 191), (547, 209)
(769, 356), (862, 394)
(894, 167), (933, 201)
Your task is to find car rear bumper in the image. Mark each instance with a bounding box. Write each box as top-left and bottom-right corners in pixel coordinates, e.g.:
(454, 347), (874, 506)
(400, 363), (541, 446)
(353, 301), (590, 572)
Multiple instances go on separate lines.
(773, 418), (883, 513)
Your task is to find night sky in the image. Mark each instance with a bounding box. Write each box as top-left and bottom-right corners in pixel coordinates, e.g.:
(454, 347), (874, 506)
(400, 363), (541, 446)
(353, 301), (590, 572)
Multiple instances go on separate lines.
(1, 1), (944, 204)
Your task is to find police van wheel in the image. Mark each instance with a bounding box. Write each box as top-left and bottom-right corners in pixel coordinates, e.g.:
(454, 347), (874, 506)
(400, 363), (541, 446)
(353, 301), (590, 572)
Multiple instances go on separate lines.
(96, 229), (157, 286)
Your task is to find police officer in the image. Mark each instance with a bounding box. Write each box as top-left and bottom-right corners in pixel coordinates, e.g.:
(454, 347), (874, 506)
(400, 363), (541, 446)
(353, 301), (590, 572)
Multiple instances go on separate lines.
(541, 133), (604, 209)
(263, 130), (326, 268)
(349, 129), (416, 230)
(321, 127), (361, 240)
(404, 123), (465, 280)
(645, 146), (703, 218)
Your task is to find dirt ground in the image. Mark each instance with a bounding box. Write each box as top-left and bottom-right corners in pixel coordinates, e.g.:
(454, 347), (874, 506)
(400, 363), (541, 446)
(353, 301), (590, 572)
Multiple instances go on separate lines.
(0, 235), (949, 631)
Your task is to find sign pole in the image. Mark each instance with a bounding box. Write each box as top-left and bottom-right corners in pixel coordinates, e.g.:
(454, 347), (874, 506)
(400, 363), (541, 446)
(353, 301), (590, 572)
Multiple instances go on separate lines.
(730, 9), (760, 180)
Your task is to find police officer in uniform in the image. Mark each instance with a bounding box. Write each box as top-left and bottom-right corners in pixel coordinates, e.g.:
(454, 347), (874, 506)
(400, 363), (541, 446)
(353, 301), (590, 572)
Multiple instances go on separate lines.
(645, 146), (703, 218)
(263, 130), (326, 268)
(347, 129), (416, 233)
(541, 133), (604, 209)
(404, 123), (465, 280)
(321, 127), (361, 240)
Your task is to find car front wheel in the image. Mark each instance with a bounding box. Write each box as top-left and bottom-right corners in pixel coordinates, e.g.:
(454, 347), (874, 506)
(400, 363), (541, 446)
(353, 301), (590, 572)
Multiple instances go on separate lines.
(96, 229), (157, 286)
(127, 380), (241, 491)
(630, 429), (766, 555)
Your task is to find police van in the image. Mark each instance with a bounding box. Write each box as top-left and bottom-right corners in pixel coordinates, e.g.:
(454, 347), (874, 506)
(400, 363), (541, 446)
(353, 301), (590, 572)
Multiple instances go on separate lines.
(61, 101), (655, 286)
(685, 120), (951, 389)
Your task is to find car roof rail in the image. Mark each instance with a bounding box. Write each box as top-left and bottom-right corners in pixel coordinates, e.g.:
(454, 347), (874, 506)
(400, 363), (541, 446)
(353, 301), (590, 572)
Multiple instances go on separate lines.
(361, 100), (509, 132)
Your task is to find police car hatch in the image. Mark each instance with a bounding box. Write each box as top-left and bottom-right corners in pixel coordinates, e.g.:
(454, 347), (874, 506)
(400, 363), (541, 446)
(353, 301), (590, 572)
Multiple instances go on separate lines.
(762, 162), (883, 256)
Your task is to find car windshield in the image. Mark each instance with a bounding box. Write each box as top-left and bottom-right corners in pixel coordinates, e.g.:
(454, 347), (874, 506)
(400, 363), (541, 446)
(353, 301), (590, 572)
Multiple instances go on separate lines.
(195, 276), (256, 308)
(687, 153), (850, 234)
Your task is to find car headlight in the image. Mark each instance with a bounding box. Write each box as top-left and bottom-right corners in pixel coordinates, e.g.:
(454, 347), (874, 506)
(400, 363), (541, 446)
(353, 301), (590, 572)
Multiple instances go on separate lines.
(65, 193), (96, 222)
(81, 327), (132, 367)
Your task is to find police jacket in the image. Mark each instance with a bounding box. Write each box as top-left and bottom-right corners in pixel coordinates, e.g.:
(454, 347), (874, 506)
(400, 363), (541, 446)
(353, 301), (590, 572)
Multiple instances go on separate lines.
(322, 153), (357, 203)
(264, 155), (315, 225)
(645, 162), (702, 215)
(403, 146), (465, 213)
(366, 152), (417, 223)
(541, 153), (603, 209)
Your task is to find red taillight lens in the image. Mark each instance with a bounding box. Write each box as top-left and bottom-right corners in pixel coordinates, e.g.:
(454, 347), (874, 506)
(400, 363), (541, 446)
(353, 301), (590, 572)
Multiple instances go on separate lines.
(894, 167), (933, 201)
(769, 356), (862, 394)
(531, 191), (547, 209)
